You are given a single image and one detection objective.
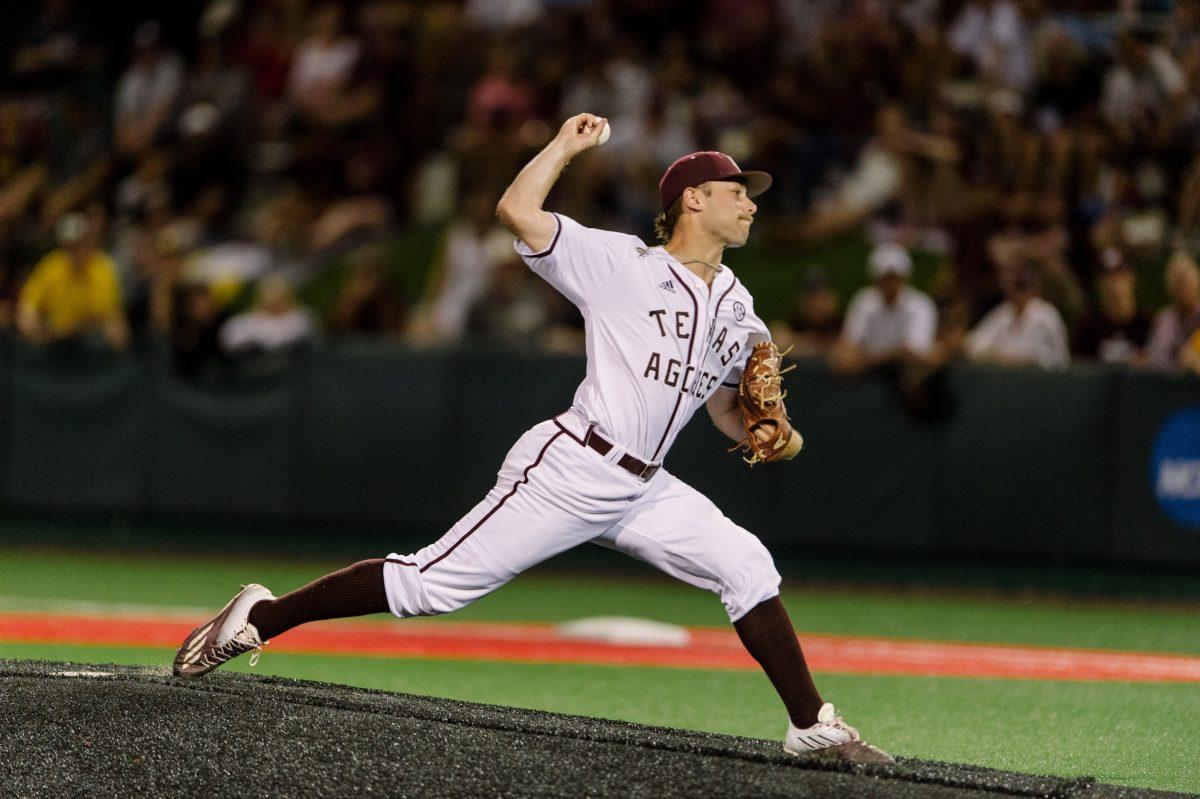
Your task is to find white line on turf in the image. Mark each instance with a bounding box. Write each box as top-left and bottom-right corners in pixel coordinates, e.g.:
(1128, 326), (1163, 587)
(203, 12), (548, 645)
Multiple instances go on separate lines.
(0, 595), (211, 618)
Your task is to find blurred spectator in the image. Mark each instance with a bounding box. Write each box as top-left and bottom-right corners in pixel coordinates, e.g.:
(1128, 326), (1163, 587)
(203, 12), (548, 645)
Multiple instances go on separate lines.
(466, 48), (535, 131)
(180, 37), (252, 150)
(147, 231), (232, 381)
(411, 190), (512, 343)
(219, 274), (316, 354)
(288, 3), (362, 128)
(17, 213), (129, 351)
(170, 284), (230, 380)
(1146, 251), (1200, 370)
(11, 0), (94, 85)
(6, 0), (1200, 369)
(965, 264), (1069, 369)
(1100, 28), (1187, 151)
(948, 0), (1034, 91)
(42, 93), (112, 231)
(770, 268), (843, 358)
(830, 244), (937, 376)
(466, 256), (552, 349)
(792, 105), (959, 243)
(113, 21), (184, 158)
(1073, 249), (1151, 365)
(1183, 328), (1200, 375)
(327, 248), (406, 337)
(463, 0), (543, 32)
(986, 193), (1085, 327)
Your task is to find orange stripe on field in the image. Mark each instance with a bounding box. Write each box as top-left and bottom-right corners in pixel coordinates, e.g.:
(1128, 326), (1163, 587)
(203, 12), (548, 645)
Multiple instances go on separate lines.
(2, 612), (1199, 683)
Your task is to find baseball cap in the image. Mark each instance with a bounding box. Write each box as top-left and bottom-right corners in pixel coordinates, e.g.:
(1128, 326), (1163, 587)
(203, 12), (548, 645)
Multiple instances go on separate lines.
(867, 243), (912, 279)
(658, 151), (772, 211)
(56, 213), (89, 245)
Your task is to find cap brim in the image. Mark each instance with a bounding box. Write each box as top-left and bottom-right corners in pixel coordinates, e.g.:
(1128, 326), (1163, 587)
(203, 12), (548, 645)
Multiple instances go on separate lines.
(736, 171), (773, 198)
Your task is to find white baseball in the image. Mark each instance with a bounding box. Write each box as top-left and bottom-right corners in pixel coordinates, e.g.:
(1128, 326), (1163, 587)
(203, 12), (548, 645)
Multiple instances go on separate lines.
(597, 121), (611, 145)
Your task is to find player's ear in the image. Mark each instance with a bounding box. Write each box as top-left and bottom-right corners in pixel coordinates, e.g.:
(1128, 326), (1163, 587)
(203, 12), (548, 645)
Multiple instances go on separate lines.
(682, 185), (706, 212)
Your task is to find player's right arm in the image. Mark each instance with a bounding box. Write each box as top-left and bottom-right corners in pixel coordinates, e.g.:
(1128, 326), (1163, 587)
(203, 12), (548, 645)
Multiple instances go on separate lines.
(495, 113), (608, 252)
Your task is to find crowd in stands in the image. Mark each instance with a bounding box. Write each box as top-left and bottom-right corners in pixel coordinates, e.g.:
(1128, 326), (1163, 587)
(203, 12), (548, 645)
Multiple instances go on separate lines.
(2, 0), (1199, 380)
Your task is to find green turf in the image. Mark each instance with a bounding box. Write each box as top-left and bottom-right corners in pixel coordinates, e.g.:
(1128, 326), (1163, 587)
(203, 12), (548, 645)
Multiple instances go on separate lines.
(2, 642), (1197, 793)
(2, 549), (1198, 654)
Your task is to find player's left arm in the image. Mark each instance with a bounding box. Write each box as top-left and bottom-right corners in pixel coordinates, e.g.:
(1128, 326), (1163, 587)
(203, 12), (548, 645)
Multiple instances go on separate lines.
(707, 383), (804, 460)
(706, 386), (746, 443)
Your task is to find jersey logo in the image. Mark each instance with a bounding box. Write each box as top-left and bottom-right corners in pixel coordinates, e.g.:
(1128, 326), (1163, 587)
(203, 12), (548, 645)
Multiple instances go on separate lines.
(733, 301), (746, 321)
(657, 280), (677, 294)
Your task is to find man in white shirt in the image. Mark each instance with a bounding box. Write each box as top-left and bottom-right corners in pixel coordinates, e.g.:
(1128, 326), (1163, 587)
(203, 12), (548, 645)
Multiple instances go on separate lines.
(173, 114), (893, 764)
(831, 243), (937, 375)
(965, 265), (1069, 369)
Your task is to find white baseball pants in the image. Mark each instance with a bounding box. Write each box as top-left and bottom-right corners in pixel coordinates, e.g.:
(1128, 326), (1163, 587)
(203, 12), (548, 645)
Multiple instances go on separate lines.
(383, 413), (781, 623)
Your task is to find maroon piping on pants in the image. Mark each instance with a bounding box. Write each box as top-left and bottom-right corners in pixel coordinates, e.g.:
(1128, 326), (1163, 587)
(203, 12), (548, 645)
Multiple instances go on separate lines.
(385, 429), (566, 573)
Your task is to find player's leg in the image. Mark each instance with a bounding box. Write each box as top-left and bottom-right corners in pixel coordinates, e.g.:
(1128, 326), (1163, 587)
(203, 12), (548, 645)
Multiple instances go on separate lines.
(595, 471), (893, 763)
(591, 473), (820, 723)
(247, 558), (388, 640)
(381, 421), (629, 618)
(175, 421), (626, 676)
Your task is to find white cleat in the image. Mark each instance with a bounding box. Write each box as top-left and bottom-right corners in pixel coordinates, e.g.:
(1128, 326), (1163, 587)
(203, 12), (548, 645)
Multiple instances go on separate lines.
(172, 584), (275, 679)
(784, 703), (895, 764)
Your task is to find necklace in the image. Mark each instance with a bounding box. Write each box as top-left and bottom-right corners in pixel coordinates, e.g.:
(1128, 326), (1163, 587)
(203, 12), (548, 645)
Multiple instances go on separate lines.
(678, 258), (723, 273)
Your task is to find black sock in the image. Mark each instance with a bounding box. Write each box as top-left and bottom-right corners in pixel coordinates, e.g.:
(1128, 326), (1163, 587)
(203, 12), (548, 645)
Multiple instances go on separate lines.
(733, 595), (824, 727)
(248, 558), (389, 641)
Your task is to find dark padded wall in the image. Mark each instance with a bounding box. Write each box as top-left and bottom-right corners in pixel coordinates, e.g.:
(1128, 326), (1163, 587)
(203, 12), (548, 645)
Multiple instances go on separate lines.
(3, 343), (1197, 565)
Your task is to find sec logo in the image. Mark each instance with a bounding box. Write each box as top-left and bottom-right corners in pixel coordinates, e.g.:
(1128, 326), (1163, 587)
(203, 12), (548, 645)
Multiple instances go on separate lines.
(733, 301), (746, 321)
(1150, 406), (1200, 529)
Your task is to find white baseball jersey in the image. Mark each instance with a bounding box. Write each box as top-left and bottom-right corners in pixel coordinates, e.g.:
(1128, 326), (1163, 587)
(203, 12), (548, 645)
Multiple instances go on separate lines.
(515, 213), (770, 462)
(841, 284), (937, 358)
(966, 296), (1069, 369)
(383, 212), (781, 628)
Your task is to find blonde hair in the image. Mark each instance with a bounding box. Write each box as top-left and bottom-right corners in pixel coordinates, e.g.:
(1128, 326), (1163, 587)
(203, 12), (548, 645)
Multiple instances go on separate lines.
(653, 185), (712, 243)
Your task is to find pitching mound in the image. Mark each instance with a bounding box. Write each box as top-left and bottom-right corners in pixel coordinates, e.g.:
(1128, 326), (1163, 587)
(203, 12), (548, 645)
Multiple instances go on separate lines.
(0, 660), (1184, 798)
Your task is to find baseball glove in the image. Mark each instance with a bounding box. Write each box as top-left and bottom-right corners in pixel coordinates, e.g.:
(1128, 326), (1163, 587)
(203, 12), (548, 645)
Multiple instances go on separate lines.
(730, 341), (802, 466)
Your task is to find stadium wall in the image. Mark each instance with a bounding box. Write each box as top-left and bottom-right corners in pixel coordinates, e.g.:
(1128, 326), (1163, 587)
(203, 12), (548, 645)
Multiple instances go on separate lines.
(1, 338), (1197, 566)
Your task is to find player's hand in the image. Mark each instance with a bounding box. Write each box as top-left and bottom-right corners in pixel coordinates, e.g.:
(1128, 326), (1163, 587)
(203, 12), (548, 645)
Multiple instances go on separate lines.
(554, 114), (608, 158)
(751, 424), (803, 460)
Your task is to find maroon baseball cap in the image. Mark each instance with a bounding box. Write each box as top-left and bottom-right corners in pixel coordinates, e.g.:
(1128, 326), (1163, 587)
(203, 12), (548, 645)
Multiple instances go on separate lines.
(658, 151), (772, 211)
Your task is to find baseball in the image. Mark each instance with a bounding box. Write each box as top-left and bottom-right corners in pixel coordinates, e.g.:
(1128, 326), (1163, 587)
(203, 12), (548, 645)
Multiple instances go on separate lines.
(597, 120), (611, 145)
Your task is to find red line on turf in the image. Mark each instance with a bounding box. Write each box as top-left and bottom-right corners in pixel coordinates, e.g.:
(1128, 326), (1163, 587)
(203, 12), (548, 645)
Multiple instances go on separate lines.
(2, 612), (1199, 682)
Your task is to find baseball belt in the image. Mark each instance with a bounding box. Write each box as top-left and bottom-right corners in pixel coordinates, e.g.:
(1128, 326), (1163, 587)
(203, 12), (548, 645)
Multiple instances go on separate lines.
(583, 427), (661, 481)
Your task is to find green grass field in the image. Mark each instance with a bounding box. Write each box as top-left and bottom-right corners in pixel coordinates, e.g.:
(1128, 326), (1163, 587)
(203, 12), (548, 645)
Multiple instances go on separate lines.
(2, 548), (1199, 793)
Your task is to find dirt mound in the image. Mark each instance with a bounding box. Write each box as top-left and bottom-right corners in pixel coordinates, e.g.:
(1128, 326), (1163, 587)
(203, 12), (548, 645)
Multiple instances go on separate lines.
(0, 660), (1185, 798)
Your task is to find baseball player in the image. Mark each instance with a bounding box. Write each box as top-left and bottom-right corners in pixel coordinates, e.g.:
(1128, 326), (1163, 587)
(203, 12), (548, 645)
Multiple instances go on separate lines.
(173, 114), (893, 764)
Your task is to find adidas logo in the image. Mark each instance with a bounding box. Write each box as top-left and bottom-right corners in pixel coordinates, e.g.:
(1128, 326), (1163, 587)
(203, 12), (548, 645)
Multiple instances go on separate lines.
(658, 280), (676, 293)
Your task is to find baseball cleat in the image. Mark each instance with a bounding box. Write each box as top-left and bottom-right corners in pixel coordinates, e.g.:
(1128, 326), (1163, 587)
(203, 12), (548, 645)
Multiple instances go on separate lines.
(172, 584), (275, 679)
(784, 703), (895, 764)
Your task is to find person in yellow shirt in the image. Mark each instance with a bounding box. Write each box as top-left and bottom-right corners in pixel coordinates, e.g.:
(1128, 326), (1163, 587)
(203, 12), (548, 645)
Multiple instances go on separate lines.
(17, 213), (129, 350)
(1183, 327), (1200, 375)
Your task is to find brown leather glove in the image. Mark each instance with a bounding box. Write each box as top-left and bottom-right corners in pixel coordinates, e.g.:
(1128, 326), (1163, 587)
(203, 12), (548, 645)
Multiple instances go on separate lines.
(730, 341), (803, 466)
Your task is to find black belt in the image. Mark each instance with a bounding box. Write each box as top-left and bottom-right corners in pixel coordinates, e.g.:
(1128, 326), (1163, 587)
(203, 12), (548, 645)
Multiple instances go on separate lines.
(583, 427), (660, 481)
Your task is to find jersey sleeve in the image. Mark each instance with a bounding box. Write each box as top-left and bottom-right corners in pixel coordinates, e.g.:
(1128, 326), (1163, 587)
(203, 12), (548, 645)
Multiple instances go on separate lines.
(514, 213), (628, 307)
